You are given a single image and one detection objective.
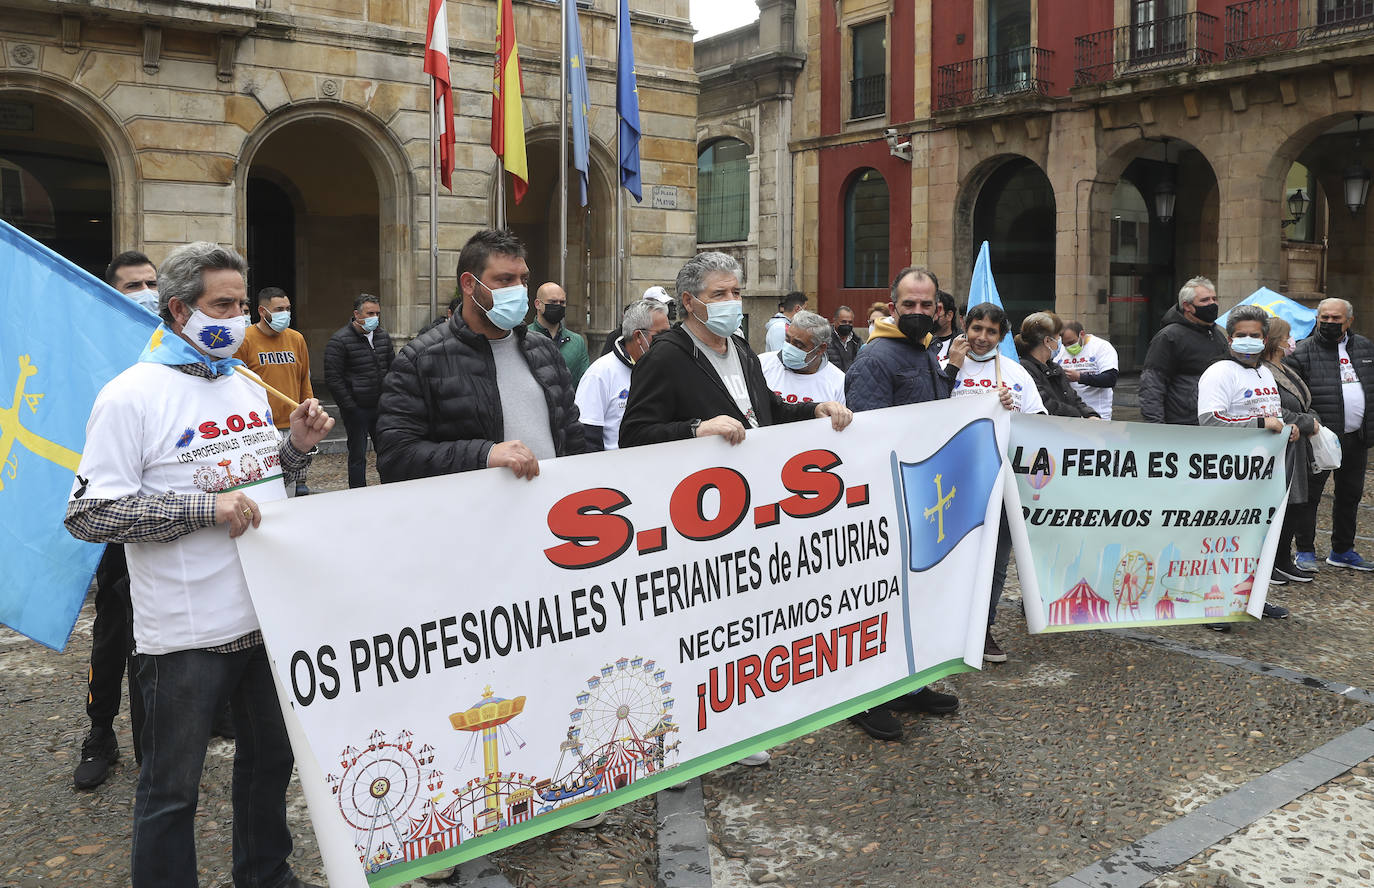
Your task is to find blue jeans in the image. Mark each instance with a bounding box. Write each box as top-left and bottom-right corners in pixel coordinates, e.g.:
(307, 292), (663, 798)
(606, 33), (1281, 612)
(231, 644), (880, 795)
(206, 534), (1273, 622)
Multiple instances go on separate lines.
(132, 645), (296, 888)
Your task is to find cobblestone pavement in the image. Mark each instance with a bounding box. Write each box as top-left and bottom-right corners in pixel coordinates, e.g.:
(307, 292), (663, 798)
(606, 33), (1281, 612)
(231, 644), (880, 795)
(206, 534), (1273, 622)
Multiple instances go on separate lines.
(3, 453), (1373, 887)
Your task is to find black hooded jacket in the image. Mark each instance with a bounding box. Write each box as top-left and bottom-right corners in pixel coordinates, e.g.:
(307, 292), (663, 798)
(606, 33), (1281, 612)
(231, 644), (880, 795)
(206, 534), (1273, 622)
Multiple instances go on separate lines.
(1138, 306), (1230, 424)
(373, 311), (585, 482)
(619, 325), (817, 446)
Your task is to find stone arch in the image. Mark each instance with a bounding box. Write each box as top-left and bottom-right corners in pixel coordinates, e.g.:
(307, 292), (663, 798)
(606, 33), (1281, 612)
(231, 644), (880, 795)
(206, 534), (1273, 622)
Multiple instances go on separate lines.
(0, 70), (139, 254)
(952, 152), (1051, 301)
(233, 100), (415, 325)
(695, 124), (755, 154)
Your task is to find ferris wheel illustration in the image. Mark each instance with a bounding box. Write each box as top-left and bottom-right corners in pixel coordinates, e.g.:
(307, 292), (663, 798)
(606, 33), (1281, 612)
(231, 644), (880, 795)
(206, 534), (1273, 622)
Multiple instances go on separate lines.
(328, 728), (431, 872)
(1111, 550), (1156, 619)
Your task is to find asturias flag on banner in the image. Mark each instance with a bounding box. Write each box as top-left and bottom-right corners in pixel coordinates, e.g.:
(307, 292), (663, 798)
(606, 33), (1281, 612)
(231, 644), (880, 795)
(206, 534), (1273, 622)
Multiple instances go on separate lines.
(493, 0), (529, 204)
(616, 0), (642, 202)
(424, 0), (455, 191)
(1217, 286), (1318, 341)
(566, 0), (591, 206)
(969, 241), (1019, 362)
(897, 418), (1003, 572)
(0, 219), (159, 649)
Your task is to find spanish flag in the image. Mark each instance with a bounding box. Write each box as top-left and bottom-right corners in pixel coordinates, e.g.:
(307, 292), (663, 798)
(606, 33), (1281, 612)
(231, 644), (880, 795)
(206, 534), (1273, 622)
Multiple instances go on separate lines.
(493, 0), (529, 204)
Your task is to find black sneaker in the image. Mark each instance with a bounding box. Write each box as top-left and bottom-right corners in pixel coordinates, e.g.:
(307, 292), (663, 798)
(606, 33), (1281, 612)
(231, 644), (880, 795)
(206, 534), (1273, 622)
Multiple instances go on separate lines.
(982, 629), (1008, 663)
(1274, 559), (1313, 583)
(1262, 602), (1290, 619)
(1269, 569), (1287, 586)
(848, 708), (903, 741)
(73, 730), (118, 790)
(888, 687), (960, 715)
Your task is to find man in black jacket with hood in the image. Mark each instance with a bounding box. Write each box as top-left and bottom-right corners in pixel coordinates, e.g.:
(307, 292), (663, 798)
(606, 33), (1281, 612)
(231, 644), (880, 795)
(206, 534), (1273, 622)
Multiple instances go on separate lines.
(374, 229), (585, 483)
(1287, 297), (1374, 571)
(1139, 276), (1229, 424)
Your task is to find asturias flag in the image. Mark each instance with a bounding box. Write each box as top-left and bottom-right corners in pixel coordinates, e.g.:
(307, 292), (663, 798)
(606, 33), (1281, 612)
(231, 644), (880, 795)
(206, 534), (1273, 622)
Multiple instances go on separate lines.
(616, 0), (642, 202)
(493, 0), (529, 204)
(1217, 286), (1318, 341)
(0, 220), (159, 649)
(969, 240), (1019, 362)
(424, 0), (455, 191)
(897, 418), (1003, 573)
(566, 0), (591, 206)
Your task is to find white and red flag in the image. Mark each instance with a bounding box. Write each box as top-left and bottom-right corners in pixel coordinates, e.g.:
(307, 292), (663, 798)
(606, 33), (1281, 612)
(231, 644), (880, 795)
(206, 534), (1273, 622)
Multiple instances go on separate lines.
(424, 0), (454, 191)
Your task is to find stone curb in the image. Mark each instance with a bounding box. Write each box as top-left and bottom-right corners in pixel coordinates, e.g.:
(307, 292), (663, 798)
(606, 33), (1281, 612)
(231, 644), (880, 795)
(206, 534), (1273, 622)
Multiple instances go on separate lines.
(656, 779), (713, 888)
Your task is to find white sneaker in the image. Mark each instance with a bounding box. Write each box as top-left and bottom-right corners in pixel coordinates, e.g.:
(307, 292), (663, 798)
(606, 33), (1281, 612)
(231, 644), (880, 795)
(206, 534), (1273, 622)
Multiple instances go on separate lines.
(568, 811), (608, 829)
(737, 750), (771, 766)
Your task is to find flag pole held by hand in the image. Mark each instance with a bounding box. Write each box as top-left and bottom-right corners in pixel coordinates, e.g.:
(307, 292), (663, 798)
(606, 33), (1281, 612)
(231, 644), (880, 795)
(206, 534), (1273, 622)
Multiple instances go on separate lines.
(235, 367), (301, 413)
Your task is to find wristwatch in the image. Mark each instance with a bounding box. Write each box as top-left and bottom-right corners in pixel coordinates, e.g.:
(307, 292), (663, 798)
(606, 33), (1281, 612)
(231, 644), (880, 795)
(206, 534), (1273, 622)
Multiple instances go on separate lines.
(688, 419), (702, 438)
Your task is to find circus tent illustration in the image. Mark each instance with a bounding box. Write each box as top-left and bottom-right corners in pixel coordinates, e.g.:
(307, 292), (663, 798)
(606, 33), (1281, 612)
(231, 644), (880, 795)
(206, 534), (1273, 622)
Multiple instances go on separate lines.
(1231, 574), (1254, 610)
(1049, 578), (1111, 626)
(1154, 591), (1175, 620)
(1204, 584), (1225, 618)
(402, 798), (461, 863)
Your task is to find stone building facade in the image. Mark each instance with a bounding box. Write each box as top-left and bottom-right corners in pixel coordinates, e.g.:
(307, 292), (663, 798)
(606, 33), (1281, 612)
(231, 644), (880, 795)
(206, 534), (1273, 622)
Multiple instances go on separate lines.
(0, 0), (698, 366)
(789, 0), (1374, 370)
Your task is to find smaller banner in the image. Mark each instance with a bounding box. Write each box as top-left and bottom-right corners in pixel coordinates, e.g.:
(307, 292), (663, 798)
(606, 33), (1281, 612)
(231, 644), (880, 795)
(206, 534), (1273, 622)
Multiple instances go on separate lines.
(1007, 414), (1288, 633)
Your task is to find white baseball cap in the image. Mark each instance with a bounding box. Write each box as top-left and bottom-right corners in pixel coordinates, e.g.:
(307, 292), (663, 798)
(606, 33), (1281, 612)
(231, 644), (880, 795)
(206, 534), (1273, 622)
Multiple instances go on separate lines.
(643, 286), (671, 304)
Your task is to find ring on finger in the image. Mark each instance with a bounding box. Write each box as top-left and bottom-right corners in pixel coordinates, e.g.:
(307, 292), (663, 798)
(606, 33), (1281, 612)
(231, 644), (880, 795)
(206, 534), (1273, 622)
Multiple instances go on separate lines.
(242, 506), (253, 517)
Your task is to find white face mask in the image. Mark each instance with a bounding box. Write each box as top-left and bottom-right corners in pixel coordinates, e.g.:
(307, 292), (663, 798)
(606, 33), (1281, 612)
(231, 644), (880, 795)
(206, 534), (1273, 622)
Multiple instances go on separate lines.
(183, 309), (249, 358)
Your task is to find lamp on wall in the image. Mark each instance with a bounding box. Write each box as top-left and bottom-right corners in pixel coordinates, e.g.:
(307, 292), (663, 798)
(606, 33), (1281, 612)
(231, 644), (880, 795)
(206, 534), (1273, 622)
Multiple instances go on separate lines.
(1155, 136), (1176, 224)
(1343, 113), (1372, 214)
(1281, 189), (1310, 228)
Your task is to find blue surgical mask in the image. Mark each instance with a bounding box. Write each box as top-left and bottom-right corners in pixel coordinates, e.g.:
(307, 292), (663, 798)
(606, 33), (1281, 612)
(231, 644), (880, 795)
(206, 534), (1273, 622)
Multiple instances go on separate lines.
(1231, 335), (1264, 355)
(361, 316), (380, 333)
(472, 278), (529, 331)
(780, 342), (816, 370)
(130, 288), (158, 313)
(693, 299), (743, 338)
(268, 310), (291, 332)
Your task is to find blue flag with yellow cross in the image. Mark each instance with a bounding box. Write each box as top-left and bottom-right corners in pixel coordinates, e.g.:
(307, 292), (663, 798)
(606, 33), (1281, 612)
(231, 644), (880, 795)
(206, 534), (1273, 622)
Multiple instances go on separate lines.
(897, 417), (1003, 572)
(0, 219), (159, 649)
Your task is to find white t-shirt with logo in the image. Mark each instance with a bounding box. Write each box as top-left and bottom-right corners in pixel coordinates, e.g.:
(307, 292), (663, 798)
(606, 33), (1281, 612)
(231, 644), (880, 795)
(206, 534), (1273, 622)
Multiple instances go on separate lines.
(1196, 360), (1282, 425)
(1056, 335), (1119, 420)
(945, 353), (1047, 414)
(1338, 337), (1367, 433)
(574, 350), (633, 450)
(73, 363), (286, 655)
(759, 351), (847, 406)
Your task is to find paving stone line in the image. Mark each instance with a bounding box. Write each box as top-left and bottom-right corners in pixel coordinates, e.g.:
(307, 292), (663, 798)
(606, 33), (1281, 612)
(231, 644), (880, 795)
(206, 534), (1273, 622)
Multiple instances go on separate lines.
(1051, 630), (1374, 888)
(656, 779), (713, 888)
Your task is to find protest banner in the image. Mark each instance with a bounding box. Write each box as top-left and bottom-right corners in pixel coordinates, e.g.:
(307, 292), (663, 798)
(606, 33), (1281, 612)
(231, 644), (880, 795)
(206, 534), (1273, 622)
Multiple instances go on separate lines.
(1006, 414), (1288, 633)
(236, 397), (1009, 886)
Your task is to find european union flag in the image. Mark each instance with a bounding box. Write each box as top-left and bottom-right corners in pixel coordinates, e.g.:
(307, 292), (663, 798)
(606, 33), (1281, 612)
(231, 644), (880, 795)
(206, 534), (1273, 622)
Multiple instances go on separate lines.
(616, 0), (642, 202)
(565, 0), (591, 206)
(1217, 286), (1317, 340)
(897, 418), (1002, 572)
(969, 241), (1019, 362)
(0, 220), (158, 649)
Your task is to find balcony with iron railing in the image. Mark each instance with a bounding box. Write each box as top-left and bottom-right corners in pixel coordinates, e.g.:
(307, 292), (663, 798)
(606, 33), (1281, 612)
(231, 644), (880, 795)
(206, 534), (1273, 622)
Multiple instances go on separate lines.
(1074, 11), (1219, 86)
(935, 46), (1054, 111)
(850, 74), (886, 119)
(1226, 0), (1374, 59)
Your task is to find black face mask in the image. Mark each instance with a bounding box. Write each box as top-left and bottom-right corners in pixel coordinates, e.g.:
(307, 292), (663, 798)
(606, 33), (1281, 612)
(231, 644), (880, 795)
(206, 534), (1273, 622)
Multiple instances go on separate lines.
(1318, 321), (1345, 343)
(543, 304), (567, 325)
(1191, 302), (1219, 324)
(837, 323), (853, 337)
(897, 312), (934, 344)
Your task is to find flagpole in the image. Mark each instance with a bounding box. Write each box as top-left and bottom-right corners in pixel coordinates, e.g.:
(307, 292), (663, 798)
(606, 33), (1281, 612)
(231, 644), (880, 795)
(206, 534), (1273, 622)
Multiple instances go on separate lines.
(429, 78), (439, 324)
(559, 0), (569, 288)
(614, 0), (624, 311)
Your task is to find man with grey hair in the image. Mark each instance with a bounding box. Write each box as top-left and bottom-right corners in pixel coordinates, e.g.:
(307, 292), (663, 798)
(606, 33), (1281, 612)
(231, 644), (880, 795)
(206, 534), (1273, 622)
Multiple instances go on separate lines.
(760, 310), (847, 405)
(325, 293), (395, 487)
(65, 241), (332, 888)
(1139, 275), (1230, 425)
(1287, 296), (1374, 571)
(575, 298), (671, 450)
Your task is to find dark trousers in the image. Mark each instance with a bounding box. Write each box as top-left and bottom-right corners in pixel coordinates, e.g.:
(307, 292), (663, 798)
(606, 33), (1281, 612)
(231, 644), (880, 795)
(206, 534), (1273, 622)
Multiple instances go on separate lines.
(1294, 431), (1369, 554)
(87, 544), (143, 755)
(989, 511), (1012, 628)
(342, 405), (378, 489)
(132, 645), (295, 888)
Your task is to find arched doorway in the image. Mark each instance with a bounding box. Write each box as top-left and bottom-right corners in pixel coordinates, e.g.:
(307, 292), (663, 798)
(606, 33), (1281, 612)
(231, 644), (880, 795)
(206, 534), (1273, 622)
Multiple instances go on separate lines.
(843, 168), (889, 289)
(0, 93), (112, 276)
(971, 157), (1055, 326)
(245, 118), (381, 382)
(502, 135), (616, 340)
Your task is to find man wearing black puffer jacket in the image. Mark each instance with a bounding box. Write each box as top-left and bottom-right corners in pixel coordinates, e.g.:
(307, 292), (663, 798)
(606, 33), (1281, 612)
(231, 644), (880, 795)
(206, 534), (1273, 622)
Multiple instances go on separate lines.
(374, 229), (585, 484)
(1139, 276), (1229, 424)
(1286, 297), (1374, 572)
(325, 294), (395, 488)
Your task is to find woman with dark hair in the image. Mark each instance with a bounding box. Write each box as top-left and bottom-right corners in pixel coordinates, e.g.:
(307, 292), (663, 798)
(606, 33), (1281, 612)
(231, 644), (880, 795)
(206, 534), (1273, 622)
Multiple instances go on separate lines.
(1262, 317), (1323, 584)
(1016, 312), (1100, 419)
